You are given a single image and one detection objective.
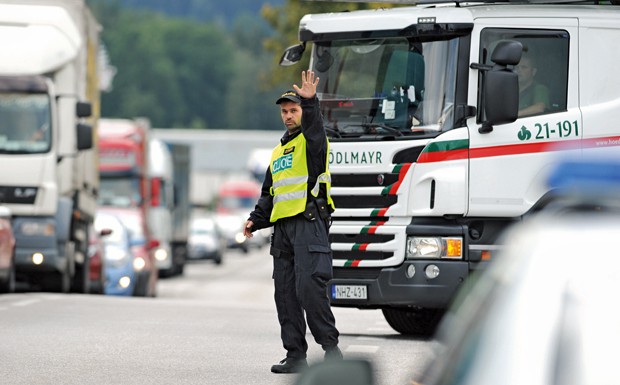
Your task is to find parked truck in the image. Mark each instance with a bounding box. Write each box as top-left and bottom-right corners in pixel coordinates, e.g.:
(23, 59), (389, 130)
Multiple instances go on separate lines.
(168, 143), (191, 275)
(97, 118), (158, 296)
(98, 118), (149, 210)
(281, 0), (620, 334)
(148, 139), (190, 276)
(0, 0), (100, 292)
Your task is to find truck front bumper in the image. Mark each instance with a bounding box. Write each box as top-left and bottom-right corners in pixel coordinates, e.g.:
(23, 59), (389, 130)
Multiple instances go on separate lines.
(14, 237), (65, 274)
(329, 260), (470, 309)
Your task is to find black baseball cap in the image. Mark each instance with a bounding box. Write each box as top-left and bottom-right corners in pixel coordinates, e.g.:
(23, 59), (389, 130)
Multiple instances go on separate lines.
(276, 90), (301, 104)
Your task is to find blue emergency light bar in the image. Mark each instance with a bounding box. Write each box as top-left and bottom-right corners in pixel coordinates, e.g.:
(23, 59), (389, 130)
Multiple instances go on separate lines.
(547, 158), (620, 193)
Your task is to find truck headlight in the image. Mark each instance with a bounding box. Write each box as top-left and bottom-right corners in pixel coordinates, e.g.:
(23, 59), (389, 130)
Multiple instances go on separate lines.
(20, 221), (55, 236)
(406, 237), (462, 259)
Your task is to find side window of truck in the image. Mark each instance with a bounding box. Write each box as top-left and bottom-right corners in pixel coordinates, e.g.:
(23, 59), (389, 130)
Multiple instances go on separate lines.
(480, 28), (570, 118)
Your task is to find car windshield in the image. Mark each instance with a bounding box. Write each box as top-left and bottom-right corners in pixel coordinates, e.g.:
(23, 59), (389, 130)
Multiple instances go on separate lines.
(0, 93), (51, 153)
(312, 36), (459, 137)
(191, 219), (216, 235)
(219, 196), (257, 211)
(116, 213), (146, 244)
(94, 213), (127, 245)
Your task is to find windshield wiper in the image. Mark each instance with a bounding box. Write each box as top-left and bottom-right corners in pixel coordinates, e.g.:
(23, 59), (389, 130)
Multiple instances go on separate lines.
(324, 123), (342, 138)
(0, 148), (33, 154)
(359, 123), (404, 136)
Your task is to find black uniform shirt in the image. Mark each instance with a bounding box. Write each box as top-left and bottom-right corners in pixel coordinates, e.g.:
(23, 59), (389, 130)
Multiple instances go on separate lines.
(248, 95), (327, 231)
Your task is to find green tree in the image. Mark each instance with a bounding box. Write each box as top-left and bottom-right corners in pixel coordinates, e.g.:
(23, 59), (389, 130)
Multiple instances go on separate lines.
(225, 14), (285, 130)
(90, 1), (235, 128)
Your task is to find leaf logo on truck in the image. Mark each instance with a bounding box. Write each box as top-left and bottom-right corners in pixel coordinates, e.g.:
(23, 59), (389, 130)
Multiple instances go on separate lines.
(518, 126), (532, 141)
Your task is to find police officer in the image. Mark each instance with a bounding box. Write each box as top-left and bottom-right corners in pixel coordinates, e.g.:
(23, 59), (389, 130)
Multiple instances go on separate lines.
(243, 70), (342, 374)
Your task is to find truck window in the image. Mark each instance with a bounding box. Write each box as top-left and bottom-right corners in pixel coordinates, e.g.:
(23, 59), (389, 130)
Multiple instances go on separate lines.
(0, 93), (51, 153)
(479, 28), (569, 118)
(312, 36), (461, 136)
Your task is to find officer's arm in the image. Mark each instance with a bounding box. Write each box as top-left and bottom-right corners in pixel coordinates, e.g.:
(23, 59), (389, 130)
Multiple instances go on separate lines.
(301, 95), (327, 158)
(295, 70), (326, 158)
(248, 167), (274, 231)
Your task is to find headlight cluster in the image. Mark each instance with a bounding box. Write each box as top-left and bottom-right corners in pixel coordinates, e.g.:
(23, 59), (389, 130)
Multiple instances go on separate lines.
(406, 236), (463, 259)
(20, 221), (55, 236)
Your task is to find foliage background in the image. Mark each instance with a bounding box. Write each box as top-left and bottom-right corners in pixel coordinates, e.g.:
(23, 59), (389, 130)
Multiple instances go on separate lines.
(88, 0), (393, 129)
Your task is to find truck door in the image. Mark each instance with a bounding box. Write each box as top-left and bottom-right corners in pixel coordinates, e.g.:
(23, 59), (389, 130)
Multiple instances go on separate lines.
(467, 19), (580, 217)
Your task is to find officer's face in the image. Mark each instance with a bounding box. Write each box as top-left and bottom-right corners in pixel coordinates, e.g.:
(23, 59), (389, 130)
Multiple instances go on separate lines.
(279, 101), (302, 131)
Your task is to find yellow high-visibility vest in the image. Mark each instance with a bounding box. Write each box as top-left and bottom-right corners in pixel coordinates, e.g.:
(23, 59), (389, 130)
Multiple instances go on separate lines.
(269, 133), (335, 222)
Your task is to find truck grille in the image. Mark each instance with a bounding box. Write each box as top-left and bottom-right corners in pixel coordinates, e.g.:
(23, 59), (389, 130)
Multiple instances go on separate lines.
(327, 164), (412, 267)
(0, 186), (38, 204)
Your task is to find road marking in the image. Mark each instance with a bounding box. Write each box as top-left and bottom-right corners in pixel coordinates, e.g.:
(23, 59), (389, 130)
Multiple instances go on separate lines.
(345, 345), (379, 354)
(11, 298), (41, 307)
(355, 336), (385, 341)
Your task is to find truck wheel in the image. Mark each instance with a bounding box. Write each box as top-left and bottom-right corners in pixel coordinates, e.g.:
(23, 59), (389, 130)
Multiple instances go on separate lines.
(0, 260), (16, 293)
(133, 279), (147, 297)
(214, 253), (223, 265)
(382, 307), (444, 336)
(71, 252), (90, 294)
(43, 269), (71, 293)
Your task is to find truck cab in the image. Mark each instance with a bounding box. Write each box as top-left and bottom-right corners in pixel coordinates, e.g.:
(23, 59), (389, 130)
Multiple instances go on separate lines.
(283, 1), (620, 334)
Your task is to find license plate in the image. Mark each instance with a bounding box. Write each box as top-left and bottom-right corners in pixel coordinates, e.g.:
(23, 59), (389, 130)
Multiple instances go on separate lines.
(331, 285), (367, 300)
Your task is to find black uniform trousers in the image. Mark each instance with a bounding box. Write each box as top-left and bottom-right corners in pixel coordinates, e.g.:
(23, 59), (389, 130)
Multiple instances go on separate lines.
(270, 210), (339, 360)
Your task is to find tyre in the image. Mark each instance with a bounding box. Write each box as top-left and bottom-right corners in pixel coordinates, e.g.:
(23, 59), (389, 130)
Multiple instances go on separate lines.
(0, 260), (16, 293)
(382, 307), (444, 336)
(71, 253), (90, 294)
(214, 253), (223, 265)
(132, 278), (148, 297)
(43, 269), (71, 293)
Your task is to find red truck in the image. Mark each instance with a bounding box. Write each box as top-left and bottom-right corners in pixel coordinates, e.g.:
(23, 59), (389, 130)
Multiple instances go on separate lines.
(97, 118), (158, 296)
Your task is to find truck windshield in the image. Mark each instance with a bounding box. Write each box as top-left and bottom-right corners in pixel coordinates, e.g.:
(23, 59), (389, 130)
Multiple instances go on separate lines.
(99, 177), (142, 207)
(0, 93), (51, 153)
(312, 36), (459, 138)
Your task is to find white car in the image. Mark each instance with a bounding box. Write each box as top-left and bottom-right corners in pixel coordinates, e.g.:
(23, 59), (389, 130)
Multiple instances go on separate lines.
(188, 217), (225, 264)
(294, 157), (620, 385)
(417, 207), (620, 385)
(416, 156), (620, 385)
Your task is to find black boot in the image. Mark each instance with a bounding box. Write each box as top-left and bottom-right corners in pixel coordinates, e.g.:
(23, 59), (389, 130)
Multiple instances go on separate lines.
(270, 357), (309, 374)
(324, 346), (343, 360)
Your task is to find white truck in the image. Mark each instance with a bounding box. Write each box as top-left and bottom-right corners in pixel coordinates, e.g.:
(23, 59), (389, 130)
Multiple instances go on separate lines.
(168, 142), (191, 275)
(148, 138), (190, 276)
(281, 0), (620, 334)
(0, 0), (100, 292)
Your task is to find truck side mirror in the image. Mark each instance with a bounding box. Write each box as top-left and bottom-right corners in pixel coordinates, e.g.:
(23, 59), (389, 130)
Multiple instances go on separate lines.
(484, 69), (519, 125)
(279, 43), (306, 66)
(76, 101), (92, 118)
(474, 40), (522, 134)
(76, 123), (93, 150)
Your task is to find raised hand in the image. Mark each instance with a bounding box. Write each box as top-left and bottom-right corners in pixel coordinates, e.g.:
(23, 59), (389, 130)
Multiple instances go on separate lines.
(293, 70), (319, 99)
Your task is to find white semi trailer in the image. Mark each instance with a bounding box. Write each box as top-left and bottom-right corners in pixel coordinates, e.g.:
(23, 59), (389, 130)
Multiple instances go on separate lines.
(0, 0), (100, 292)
